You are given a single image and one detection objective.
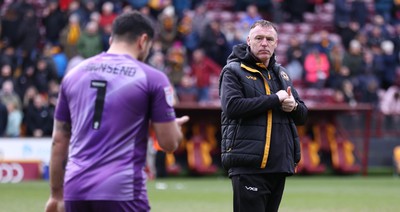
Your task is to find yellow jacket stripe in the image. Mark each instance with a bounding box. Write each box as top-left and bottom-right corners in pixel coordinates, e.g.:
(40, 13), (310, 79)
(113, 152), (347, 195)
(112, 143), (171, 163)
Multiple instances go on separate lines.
(240, 63), (272, 169)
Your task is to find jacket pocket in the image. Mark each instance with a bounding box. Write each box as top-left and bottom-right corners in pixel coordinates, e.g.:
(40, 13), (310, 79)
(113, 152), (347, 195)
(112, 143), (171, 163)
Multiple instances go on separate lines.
(221, 120), (241, 169)
(227, 119), (241, 152)
(289, 122), (301, 164)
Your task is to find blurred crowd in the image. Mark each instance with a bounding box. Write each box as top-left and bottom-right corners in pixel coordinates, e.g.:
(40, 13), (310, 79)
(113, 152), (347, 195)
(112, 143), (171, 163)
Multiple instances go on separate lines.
(0, 0), (400, 138)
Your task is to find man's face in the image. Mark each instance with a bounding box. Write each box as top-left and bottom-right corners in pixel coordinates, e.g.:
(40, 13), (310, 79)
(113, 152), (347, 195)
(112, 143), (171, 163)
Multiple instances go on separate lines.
(138, 40), (153, 62)
(247, 25), (278, 63)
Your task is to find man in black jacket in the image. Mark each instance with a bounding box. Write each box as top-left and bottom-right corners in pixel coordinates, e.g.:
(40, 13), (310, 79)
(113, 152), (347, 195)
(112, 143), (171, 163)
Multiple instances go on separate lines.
(0, 102), (8, 136)
(219, 20), (307, 212)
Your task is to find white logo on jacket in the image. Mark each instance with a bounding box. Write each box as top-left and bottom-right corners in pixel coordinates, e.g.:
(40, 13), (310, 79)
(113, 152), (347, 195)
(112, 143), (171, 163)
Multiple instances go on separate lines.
(280, 71), (290, 81)
(245, 186), (258, 192)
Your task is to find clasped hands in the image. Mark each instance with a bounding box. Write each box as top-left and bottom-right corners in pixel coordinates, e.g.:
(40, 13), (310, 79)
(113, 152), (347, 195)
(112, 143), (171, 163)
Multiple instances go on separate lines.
(276, 86), (297, 112)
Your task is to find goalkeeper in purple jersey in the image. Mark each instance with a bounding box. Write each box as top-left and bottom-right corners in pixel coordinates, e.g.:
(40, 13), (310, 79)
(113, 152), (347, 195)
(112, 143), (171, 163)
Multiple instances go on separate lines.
(45, 11), (189, 212)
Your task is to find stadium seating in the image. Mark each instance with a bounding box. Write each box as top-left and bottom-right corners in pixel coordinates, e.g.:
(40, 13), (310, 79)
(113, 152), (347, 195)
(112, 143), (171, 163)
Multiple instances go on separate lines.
(310, 121), (361, 174)
(186, 135), (218, 175)
(393, 146), (400, 176)
(186, 123), (218, 175)
(329, 136), (361, 174)
(297, 135), (326, 174)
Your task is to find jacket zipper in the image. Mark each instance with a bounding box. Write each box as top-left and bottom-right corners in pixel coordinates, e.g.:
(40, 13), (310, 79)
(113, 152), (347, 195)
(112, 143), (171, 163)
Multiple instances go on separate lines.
(239, 63), (273, 168)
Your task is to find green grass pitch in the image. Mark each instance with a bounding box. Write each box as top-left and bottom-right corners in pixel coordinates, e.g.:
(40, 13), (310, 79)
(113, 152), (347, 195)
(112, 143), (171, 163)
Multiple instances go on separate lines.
(1, 176), (400, 212)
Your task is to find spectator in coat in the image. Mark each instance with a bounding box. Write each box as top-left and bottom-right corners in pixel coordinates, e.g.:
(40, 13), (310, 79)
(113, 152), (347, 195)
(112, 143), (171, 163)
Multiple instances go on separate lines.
(49, 44), (68, 81)
(191, 3), (209, 38)
(165, 42), (188, 89)
(380, 40), (398, 90)
(304, 46), (330, 88)
(351, 0), (368, 28)
(59, 14), (81, 59)
(190, 48), (221, 103)
(99, 1), (117, 30)
(374, 0), (394, 23)
(177, 11), (199, 56)
(391, 23), (400, 62)
(5, 100), (23, 137)
(15, 64), (36, 100)
(100, 19), (113, 52)
(199, 19), (229, 67)
(284, 0), (308, 22)
(342, 39), (364, 85)
(239, 4), (262, 29)
(380, 86), (400, 115)
(357, 50), (380, 106)
(16, 8), (40, 65)
(0, 46), (18, 72)
(77, 21), (103, 58)
(327, 43), (345, 88)
(1, 6), (21, 49)
(67, 0), (89, 27)
(33, 57), (58, 94)
(395, 1), (400, 22)
(0, 102), (8, 136)
(340, 79), (357, 106)
(42, 0), (67, 44)
(333, 0), (351, 36)
(148, 51), (167, 72)
(82, 0), (98, 23)
(340, 21), (360, 50)
(0, 80), (23, 137)
(158, 6), (179, 53)
(0, 63), (15, 88)
(25, 93), (53, 137)
(171, 0), (191, 19)
(367, 26), (387, 48)
(364, 14), (392, 39)
(0, 80), (22, 111)
(22, 85), (38, 111)
(317, 30), (335, 55)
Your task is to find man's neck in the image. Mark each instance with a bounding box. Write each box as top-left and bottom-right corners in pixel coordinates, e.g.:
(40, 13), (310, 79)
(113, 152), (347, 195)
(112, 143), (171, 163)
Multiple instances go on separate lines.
(107, 42), (139, 60)
(264, 60), (270, 68)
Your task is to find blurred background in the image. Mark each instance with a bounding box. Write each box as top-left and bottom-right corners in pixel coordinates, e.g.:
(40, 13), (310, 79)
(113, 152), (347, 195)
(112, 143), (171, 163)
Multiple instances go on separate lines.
(0, 0), (400, 183)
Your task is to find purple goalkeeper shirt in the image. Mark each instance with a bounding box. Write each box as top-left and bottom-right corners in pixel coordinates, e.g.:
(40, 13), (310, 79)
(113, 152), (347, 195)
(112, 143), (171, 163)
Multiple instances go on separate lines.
(55, 53), (176, 204)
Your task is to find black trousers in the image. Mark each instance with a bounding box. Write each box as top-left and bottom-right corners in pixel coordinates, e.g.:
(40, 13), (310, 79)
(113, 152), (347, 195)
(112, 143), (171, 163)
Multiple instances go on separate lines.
(231, 173), (286, 212)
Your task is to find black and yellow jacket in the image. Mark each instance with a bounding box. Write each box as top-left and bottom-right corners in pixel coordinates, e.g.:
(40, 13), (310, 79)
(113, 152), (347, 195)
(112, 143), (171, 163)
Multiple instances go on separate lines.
(219, 43), (308, 176)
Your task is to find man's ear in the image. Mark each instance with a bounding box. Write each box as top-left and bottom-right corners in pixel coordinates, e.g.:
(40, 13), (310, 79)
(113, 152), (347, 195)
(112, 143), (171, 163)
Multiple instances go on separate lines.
(109, 36), (113, 46)
(138, 34), (149, 50)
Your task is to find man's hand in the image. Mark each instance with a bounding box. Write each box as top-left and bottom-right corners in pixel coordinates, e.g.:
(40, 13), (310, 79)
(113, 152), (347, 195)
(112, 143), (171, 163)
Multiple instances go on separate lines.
(176, 115), (190, 127)
(45, 196), (64, 212)
(276, 90), (289, 102)
(282, 87), (297, 112)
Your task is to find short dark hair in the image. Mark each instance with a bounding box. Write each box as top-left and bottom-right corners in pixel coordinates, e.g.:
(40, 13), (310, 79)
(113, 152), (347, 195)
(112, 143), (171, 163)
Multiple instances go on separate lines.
(250, 20), (278, 34)
(111, 11), (154, 43)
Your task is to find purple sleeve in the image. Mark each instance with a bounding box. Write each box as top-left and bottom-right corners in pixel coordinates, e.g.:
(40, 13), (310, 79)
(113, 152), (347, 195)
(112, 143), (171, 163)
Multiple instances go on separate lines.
(54, 83), (71, 122)
(149, 71), (176, 123)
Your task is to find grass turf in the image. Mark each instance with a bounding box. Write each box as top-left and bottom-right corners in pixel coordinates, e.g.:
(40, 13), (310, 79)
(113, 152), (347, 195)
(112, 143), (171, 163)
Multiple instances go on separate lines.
(1, 175), (399, 212)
